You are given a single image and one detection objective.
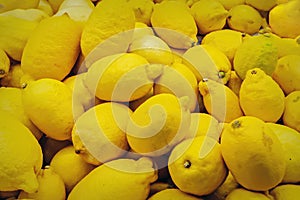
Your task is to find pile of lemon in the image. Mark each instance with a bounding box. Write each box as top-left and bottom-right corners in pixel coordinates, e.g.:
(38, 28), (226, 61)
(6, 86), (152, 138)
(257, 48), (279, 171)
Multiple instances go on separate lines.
(0, 0), (300, 199)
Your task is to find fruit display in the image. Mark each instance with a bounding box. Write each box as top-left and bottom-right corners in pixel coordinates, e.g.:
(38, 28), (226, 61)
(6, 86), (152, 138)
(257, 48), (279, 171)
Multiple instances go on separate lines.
(0, 0), (300, 200)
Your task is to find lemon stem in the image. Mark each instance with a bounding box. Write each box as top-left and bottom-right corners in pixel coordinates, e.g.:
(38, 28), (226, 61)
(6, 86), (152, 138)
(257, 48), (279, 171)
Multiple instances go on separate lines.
(0, 69), (5, 75)
(183, 160), (191, 168)
(231, 120), (241, 129)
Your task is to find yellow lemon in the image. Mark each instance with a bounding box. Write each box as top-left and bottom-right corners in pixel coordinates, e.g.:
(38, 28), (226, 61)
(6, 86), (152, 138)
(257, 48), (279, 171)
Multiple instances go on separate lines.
(201, 29), (250, 63)
(283, 91), (300, 132)
(132, 22), (154, 40)
(233, 33), (278, 80)
(72, 102), (132, 165)
(267, 123), (300, 183)
(212, 172), (239, 200)
(80, 0), (135, 57)
(0, 0), (39, 13)
(38, 0), (54, 16)
(183, 44), (232, 84)
(22, 78), (78, 140)
(276, 37), (300, 58)
(191, 0), (228, 34)
(239, 68), (285, 122)
(129, 88), (153, 111)
(0, 15), (39, 61)
(18, 166), (66, 200)
(269, 0), (300, 38)
(0, 87), (42, 140)
(245, 0), (277, 11)
(199, 79), (243, 123)
(48, 0), (65, 13)
(270, 184), (300, 200)
(272, 55), (300, 95)
(127, 93), (191, 156)
(0, 64), (24, 88)
(128, 0), (154, 25)
(168, 136), (227, 196)
(148, 188), (201, 200)
(225, 188), (270, 200)
(0, 111), (43, 193)
(217, 0), (245, 10)
(21, 15), (81, 81)
(68, 157), (157, 200)
(226, 70), (242, 96)
(153, 62), (198, 111)
(220, 116), (286, 191)
(227, 4), (263, 35)
(0, 48), (10, 78)
(50, 146), (95, 193)
(84, 53), (163, 102)
(151, 0), (198, 49)
(0, 8), (49, 22)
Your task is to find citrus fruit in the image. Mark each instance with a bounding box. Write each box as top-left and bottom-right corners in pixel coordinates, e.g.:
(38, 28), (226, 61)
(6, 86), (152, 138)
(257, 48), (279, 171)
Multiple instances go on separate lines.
(225, 188), (270, 200)
(0, 48), (10, 78)
(270, 184), (300, 200)
(282, 91), (300, 132)
(245, 0), (277, 11)
(0, 0), (39, 13)
(0, 64), (24, 88)
(128, 0), (154, 25)
(148, 188), (201, 200)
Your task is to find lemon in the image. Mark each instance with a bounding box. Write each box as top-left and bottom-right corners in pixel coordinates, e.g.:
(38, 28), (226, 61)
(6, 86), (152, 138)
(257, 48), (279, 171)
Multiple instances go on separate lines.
(283, 91), (300, 132)
(213, 172), (239, 200)
(227, 5), (263, 35)
(168, 136), (227, 196)
(199, 79), (243, 123)
(80, 0), (135, 57)
(217, 0), (245, 10)
(270, 184), (300, 200)
(233, 33), (278, 80)
(48, 0), (65, 13)
(267, 123), (300, 183)
(187, 113), (221, 141)
(148, 188), (201, 200)
(84, 53), (163, 102)
(0, 0), (39, 13)
(22, 78), (78, 141)
(128, 35), (175, 65)
(269, 0), (300, 38)
(18, 166), (66, 200)
(240, 68), (285, 122)
(72, 102), (132, 165)
(153, 63), (198, 111)
(227, 71), (243, 96)
(245, 0), (277, 11)
(129, 88), (153, 111)
(0, 87), (42, 140)
(225, 188), (270, 200)
(38, 0), (54, 16)
(127, 93), (191, 156)
(128, 0), (154, 25)
(50, 146), (95, 193)
(0, 111), (43, 193)
(191, 0), (228, 34)
(132, 22), (154, 40)
(0, 48), (10, 78)
(0, 64), (23, 88)
(68, 157), (158, 200)
(21, 15), (81, 81)
(183, 44), (232, 84)
(272, 55), (300, 94)
(151, 0), (198, 49)
(220, 116), (286, 191)
(201, 29), (250, 63)
(0, 15), (39, 61)
(0, 8), (49, 22)
(276, 37), (300, 58)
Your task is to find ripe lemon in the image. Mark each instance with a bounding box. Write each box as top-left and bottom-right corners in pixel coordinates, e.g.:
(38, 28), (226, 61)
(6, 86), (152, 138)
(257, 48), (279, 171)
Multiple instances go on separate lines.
(126, 93), (191, 156)
(240, 68), (285, 122)
(50, 146), (95, 193)
(276, 37), (300, 58)
(217, 0), (245, 10)
(0, 64), (24, 88)
(269, 0), (300, 38)
(38, 0), (54, 16)
(245, 0), (277, 11)
(226, 70), (242, 97)
(80, 0), (135, 57)
(201, 29), (250, 63)
(48, 0), (64, 13)
(18, 166), (66, 200)
(22, 78), (78, 140)
(68, 157), (157, 200)
(227, 4), (263, 35)
(220, 116), (286, 191)
(0, 87), (42, 140)
(129, 88), (153, 111)
(199, 79), (243, 123)
(233, 33), (278, 80)
(21, 15), (81, 81)
(272, 55), (300, 95)
(132, 22), (154, 40)
(84, 53), (163, 102)
(168, 136), (227, 196)
(72, 102), (132, 165)
(191, 0), (228, 34)
(270, 184), (300, 200)
(183, 44), (232, 84)
(283, 91), (300, 132)
(153, 62), (198, 111)
(0, 8), (49, 22)
(0, 111), (43, 193)
(128, 0), (154, 25)
(0, 0), (39, 13)
(151, 0), (198, 49)
(0, 48), (10, 78)
(148, 188), (201, 200)
(225, 188), (270, 200)
(267, 123), (300, 183)
(212, 172), (239, 200)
